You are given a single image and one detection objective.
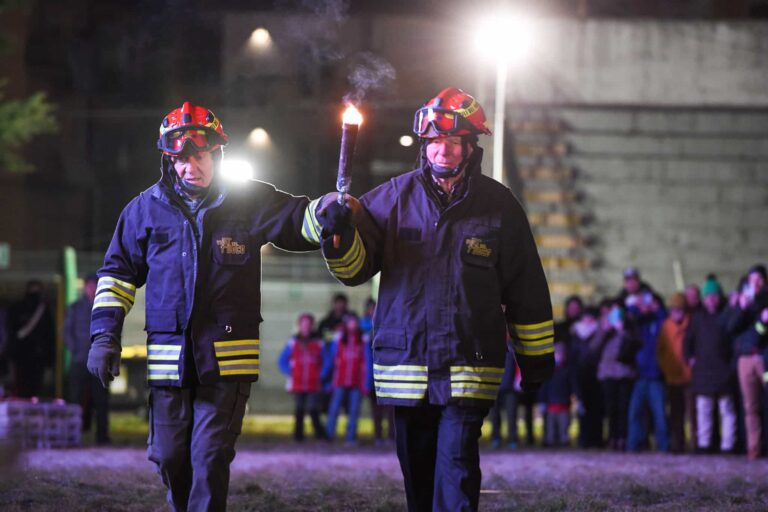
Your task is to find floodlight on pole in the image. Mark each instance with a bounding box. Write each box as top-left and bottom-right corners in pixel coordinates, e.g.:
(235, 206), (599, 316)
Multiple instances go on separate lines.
(473, 12), (536, 184)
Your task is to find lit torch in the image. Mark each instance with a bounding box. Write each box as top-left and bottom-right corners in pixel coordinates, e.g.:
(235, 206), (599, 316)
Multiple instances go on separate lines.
(334, 104), (363, 248)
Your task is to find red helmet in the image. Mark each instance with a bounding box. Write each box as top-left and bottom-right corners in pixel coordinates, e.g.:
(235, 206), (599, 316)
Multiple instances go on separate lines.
(157, 102), (229, 155)
(413, 87), (492, 139)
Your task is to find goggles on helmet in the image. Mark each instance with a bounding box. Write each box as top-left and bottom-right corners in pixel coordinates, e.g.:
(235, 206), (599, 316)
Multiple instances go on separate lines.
(157, 128), (222, 155)
(413, 107), (464, 137)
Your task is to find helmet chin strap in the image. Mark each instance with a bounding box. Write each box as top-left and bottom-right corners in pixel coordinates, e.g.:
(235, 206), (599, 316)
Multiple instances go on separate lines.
(179, 178), (208, 196)
(424, 137), (473, 179)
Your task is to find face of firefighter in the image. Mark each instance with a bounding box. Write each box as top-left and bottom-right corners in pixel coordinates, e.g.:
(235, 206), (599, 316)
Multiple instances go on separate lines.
(172, 150), (214, 188)
(426, 136), (470, 171)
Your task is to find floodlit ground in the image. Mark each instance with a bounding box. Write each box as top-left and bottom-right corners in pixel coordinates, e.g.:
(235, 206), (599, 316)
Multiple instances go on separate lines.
(2, 439), (768, 511)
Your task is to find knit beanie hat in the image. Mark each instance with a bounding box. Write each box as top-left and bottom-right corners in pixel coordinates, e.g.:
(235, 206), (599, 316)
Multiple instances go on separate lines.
(701, 277), (721, 297)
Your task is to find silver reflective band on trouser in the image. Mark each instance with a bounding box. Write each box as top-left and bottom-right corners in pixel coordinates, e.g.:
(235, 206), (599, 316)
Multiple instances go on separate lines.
(373, 364), (428, 400)
(326, 230), (366, 279)
(511, 320), (555, 356)
(450, 366), (504, 400)
(301, 197), (322, 245)
(214, 339), (260, 377)
(92, 276), (137, 314)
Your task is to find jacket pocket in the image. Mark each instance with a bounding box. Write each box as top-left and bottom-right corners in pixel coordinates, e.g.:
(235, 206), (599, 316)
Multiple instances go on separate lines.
(144, 308), (179, 332)
(460, 225), (499, 269)
(373, 328), (407, 351)
(212, 227), (251, 265)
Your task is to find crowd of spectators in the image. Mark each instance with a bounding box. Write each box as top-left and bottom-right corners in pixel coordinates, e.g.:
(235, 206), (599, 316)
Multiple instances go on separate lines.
(491, 264), (768, 460)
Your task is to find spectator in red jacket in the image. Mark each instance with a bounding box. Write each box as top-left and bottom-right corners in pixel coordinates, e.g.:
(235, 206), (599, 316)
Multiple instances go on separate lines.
(279, 313), (329, 442)
(326, 314), (367, 443)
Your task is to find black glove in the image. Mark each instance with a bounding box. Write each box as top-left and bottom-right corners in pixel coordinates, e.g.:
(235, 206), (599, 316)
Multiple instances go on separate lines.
(87, 334), (121, 388)
(316, 197), (351, 237)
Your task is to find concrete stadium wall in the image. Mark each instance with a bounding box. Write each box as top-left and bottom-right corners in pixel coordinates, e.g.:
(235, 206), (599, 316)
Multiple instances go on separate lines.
(516, 106), (768, 300)
(509, 21), (768, 106)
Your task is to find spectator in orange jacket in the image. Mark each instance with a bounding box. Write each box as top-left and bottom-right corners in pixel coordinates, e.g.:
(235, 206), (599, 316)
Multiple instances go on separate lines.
(656, 292), (692, 453)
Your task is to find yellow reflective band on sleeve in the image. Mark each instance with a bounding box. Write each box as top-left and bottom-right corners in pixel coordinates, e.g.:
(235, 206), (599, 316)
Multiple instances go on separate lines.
(326, 230), (366, 279)
(301, 198), (323, 245)
(510, 319), (555, 357)
(513, 320), (554, 332)
(93, 276), (137, 314)
(219, 349), (260, 357)
(92, 299), (131, 313)
(757, 322), (766, 336)
(213, 339), (260, 358)
(764, 372), (768, 384)
(512, 339), (555, 356)
(213, 339), (260, 348)
(218, 359), (259, 367)
(519, 336), (555, 348)
(220, 368), (260, 376)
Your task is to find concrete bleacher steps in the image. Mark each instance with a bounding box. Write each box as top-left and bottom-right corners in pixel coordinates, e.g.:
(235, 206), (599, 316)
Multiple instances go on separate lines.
(512, 106), (768, 305)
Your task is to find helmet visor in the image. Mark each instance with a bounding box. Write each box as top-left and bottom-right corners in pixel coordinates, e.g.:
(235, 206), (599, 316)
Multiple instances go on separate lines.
(159, 128), (219, 155)
(413, 107), (460, 136)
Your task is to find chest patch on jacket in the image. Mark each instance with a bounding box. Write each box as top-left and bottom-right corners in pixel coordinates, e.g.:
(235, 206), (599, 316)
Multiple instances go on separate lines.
(216, 237), (247, 255)
(464, 237), (493, 258)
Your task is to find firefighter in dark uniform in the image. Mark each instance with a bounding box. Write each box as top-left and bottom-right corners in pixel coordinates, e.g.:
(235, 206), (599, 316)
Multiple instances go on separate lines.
(87, 102), (323, 511)
(314, 88), (555, 511)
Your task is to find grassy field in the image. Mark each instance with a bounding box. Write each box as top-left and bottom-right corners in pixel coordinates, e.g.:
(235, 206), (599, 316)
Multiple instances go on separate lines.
(2, 442), (767, 511)
(2, 414), (767, 511)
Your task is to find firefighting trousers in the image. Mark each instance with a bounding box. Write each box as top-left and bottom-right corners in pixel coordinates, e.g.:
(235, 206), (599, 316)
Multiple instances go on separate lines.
(147, 381), (251, 512)
(394, 404), (489, 512)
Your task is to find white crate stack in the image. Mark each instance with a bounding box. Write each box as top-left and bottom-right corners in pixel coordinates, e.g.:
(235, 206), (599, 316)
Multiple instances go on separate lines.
(0, 400), (82, 449)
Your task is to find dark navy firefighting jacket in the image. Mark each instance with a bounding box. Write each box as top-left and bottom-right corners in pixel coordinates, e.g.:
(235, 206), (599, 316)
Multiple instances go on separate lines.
(315, 151), (555, 407)
(90, 165), (322, 387)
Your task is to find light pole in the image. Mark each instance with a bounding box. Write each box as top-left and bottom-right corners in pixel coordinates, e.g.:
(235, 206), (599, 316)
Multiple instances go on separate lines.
(474, 13), (535, 184)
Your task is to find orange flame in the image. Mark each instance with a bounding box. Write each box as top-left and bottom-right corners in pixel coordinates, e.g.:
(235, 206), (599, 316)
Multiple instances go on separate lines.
(342, 104), (363, 126)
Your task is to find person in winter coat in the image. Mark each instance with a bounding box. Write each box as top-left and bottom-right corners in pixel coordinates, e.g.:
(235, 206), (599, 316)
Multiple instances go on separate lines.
(64, 274), (110, 444)
(360, 299), (393, 445)
(489, 349), (520, 449)
(597, 304), (638, 451)
(725, 264), (768, 459)
(538, 343), (576, 447)
(656, 292), (691, 453)
(685, 278), (737, 453)
(626, 289), (669, 453)
(569, 307), (605, 448)
(278, 313), (328, 442)
(87, 102), (323, 510)
(311, 87), (554, 511)
(326, 313), (367, 443)
(6, 280), (55, 398)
